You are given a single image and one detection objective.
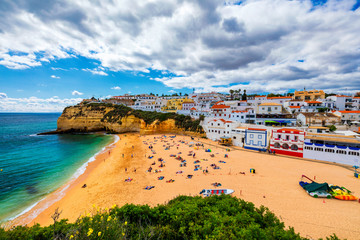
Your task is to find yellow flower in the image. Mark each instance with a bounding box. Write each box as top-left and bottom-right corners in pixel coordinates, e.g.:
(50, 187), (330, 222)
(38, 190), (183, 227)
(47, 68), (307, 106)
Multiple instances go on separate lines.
(112, 204), (117, 209)
(101, 216), (103, 221)
(90, 217), (93, 221)
(107, 216), (112, 222)
(98, 232), (102, 236)
(122, 232), (125, 236)
(92, 204), (96, 208)
(105, 207), (109, 211)
(87, 228), (93, 236)
(87, 213), (91, 217)
(70, 235), (74, 239)
(124, 221), (127, 225)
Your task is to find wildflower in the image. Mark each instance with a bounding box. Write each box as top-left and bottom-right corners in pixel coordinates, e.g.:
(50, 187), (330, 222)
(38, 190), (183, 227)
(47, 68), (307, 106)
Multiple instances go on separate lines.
(112, 204), (117, 209)
(101, 216), (103, 221)
(87, 213), (91, 217)
(92, 204), (96, 208)
(98, 232), (102, 236)
(124, 221), (127, 225)
(70, 235), (74, 239)
(107, 216), (112, 222)
(105, 207), (108, 211)
(87, 228), (93, 236)
(122, 232), (125, 236)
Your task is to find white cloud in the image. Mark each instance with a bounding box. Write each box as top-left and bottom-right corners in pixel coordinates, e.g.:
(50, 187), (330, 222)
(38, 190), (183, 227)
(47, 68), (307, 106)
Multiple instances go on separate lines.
(0, 93), (7, 99)
(72, 90), (83, 96)
(0, 0), (359, 93)
(51, 75), (60, 79)
(168, 90), (176, 93)
(82, 68), (108, 76)
(111, 86), (121, 90)
(0, 95), (82, 112)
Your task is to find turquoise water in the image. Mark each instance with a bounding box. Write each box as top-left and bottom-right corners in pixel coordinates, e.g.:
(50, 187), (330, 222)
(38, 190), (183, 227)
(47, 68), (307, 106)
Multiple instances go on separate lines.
(0, 113), (114, 222)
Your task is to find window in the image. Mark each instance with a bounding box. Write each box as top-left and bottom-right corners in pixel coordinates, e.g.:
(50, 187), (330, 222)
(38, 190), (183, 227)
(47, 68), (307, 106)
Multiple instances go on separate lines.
(268, 107), (271, 111)
(233, 136), (237, 139)
(274, 142), (280, 148)
(282, 143), (289, 149)
(286, 135), (290, 141)
(278, 134), (281, 139)
(275, 107), (278, 110)
(258, 135), (262, 139)
(262, 108), (265, 110)
(291, 145), (298, 151)
(250, 134), (254, 138)
(295, 136), (298, 141)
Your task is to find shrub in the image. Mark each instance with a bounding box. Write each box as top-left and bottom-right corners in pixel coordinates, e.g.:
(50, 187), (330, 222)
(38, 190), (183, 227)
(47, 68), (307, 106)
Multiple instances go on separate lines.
(0, 195), (329, 239)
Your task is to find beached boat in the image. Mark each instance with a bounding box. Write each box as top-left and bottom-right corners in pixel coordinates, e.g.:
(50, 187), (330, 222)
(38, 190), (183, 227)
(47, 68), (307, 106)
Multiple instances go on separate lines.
(199, 189), (234, 197)
(299, 175), (332, 198)
(329, 185), (357, 201)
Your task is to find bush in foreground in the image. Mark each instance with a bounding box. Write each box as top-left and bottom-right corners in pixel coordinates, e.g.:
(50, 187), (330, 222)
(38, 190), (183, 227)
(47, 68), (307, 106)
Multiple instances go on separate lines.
(0, 195), (340, 239)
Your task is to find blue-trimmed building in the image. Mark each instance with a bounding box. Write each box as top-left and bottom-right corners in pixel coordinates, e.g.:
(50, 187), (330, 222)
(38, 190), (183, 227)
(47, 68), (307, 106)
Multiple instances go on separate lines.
(244, 128), (269, 152)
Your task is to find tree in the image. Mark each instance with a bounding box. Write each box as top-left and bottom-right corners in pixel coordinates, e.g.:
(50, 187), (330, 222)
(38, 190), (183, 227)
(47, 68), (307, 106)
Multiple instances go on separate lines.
(329, 125), (337, 132)
(242, 89), (247, 101)
(229, 89), (234, 100)
(355, 92), (360, 97)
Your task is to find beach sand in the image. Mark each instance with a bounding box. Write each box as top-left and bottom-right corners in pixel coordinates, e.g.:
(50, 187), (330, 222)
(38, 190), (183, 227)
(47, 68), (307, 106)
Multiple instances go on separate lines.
(12, 133), (360, 239)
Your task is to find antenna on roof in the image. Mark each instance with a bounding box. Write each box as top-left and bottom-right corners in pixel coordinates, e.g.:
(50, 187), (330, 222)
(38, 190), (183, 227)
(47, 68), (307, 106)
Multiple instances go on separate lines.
(304, 86), (306, 91)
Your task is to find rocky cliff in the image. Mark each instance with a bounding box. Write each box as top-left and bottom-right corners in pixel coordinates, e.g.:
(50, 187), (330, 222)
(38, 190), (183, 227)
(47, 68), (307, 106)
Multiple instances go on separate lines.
(53, 104), (204, 136)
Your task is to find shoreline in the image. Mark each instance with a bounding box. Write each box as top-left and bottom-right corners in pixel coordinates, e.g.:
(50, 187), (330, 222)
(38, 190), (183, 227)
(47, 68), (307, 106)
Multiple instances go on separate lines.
(6, 133), (360, 239)
(6, 134), (120, 228)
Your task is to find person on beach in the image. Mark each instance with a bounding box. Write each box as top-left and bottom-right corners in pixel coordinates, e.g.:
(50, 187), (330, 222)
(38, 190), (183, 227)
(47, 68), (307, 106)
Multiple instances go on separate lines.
(122, 154), (124, 158)
(125, 168), (127, 172)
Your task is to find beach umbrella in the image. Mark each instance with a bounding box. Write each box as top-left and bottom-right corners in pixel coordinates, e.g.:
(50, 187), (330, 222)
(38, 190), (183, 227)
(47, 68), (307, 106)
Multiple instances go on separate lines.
(353, 165), (359, 174)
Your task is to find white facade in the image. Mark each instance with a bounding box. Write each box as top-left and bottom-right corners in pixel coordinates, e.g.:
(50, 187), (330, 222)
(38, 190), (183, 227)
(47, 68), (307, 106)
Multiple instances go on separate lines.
(303, 135), (360, 166)
(203, 119), (240, 141)
(230, 127), (247, 147)
(244, 128), (270, 151)
(258, 103), (282, 114)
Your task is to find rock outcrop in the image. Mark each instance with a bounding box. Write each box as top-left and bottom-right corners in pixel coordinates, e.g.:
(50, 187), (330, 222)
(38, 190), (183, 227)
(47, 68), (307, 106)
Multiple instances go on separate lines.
(53, 104), (204, 137)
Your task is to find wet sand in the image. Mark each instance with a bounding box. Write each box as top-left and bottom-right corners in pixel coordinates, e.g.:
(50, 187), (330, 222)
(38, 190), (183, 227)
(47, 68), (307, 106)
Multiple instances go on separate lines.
(11, 134), (360, 239)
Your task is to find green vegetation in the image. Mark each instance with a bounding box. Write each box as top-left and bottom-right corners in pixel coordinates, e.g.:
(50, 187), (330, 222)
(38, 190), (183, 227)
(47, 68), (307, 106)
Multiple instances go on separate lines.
(329, 125), (337, 132)
(1, 195), (341, 240)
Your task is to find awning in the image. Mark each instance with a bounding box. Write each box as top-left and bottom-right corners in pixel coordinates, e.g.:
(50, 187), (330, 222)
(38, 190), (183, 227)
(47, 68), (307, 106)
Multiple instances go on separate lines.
(265, 120), (278, 123)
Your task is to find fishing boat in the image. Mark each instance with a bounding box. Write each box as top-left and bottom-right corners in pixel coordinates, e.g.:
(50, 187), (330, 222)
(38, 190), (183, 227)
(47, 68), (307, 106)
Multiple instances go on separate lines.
(299, 175), (332, 199)
(199, 189), (234, 197)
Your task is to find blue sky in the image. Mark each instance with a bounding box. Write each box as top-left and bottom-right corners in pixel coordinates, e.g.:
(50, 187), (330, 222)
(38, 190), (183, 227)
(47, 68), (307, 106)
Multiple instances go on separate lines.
(0, 0), (360, 112)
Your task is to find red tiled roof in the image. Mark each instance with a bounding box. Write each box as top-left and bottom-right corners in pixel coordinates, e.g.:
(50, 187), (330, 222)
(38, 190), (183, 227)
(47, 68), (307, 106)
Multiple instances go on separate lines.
(248, 128), (267, 131)
(255, 95), (266, 98)
(211, 104), (230, 109)
(336, 95), (351, 97)
(305, 101), (322, 104)
(339, 111), (360, 114)
(267, 96), (292, 99)
(190, 107), (196, 110)
(232, 110), (247, 113)
(274, 128), (303, 134)
(219, 119), (232, 123)
(289, 106), (301, 108)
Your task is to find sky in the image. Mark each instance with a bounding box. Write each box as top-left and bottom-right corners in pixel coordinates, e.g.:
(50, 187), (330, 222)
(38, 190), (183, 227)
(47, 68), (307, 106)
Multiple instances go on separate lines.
(0, 0), (360, 112)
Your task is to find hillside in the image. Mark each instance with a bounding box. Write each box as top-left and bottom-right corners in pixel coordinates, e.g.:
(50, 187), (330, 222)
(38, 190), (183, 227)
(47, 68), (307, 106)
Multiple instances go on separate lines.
(53, 103), (204, 136)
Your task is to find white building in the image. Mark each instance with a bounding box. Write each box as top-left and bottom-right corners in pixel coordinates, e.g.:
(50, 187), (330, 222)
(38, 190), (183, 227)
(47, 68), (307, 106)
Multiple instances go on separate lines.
(230, 126), (247, 147)
(258, 103), (283, 114)
(203, 118), (240, 141)
(303, 133), (360, 166)
(244, 127), (270, 152)
(326, 95), (353, 111)
(229, 109), (256, 123)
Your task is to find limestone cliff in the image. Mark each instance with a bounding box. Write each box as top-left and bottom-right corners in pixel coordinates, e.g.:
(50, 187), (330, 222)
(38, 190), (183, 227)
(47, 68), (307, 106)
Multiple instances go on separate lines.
(54, 104), (204, 137)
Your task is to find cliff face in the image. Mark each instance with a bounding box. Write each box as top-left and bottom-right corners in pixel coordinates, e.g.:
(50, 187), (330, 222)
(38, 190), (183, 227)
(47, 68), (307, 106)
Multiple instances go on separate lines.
(56, 105), (203, 136)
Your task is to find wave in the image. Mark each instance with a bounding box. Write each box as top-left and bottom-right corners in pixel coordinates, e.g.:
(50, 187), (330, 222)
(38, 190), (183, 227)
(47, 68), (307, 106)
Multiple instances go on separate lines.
(7, 134), (120, 224)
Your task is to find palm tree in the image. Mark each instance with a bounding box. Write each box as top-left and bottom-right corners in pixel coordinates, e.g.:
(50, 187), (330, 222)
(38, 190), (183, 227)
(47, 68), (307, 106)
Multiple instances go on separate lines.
(229, 89), (234, 100)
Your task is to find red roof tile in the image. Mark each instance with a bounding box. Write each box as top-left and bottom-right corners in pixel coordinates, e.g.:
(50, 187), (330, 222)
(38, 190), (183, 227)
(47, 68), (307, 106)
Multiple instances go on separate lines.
(289, 106), (301, 108)
(211, 104), (230, 109)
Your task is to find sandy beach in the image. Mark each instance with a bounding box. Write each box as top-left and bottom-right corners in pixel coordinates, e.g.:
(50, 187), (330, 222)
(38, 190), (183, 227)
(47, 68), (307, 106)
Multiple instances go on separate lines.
(11, 133), (360, 239)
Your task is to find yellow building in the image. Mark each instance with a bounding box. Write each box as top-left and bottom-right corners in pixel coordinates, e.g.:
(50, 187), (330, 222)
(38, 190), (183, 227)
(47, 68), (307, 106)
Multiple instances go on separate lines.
(161, 98), (187, 112)
(294, 89), (325, 101)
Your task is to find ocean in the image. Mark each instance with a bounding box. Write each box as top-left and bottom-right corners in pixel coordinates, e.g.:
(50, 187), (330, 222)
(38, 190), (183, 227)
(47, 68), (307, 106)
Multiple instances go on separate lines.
(0, 113), (114, 223)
